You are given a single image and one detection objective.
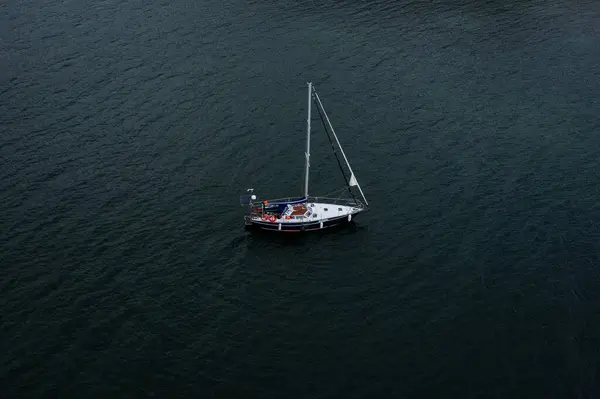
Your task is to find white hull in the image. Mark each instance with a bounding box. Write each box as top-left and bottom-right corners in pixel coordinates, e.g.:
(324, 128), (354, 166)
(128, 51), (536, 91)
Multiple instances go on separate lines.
(245, 202), (363, 232)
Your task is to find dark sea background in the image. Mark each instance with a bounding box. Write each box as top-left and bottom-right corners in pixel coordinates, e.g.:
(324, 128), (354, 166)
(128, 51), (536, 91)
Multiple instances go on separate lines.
(2, 0), (600, 397)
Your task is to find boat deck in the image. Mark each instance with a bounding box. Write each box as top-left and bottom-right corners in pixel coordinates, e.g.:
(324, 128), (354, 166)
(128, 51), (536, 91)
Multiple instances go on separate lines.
(251, 202), (361, 224)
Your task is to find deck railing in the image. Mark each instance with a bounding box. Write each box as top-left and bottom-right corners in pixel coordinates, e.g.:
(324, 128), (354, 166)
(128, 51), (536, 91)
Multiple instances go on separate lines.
(306, 196), (366, 208)
(244, 196), (366, 214)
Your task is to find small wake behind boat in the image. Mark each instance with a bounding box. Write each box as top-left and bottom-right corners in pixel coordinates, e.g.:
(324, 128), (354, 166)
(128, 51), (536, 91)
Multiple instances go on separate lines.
(240, 82), (368, 233)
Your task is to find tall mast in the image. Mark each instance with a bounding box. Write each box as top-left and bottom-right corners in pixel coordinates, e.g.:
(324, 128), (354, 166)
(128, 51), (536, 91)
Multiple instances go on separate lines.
(304, 82), (312, 198)
(312, 90), (368, 206)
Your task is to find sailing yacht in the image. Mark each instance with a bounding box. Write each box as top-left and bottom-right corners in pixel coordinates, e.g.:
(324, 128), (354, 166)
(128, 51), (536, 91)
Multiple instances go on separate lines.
(240, 82), (368, 232)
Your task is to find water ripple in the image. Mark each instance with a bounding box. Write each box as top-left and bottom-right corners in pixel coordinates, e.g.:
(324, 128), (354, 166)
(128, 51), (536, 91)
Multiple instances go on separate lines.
(3, 0), (600, 397)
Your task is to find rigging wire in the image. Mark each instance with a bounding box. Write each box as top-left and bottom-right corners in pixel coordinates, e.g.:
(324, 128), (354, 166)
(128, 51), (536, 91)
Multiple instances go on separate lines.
(312, 91), (357, 202)
(321, 187), (348, 198)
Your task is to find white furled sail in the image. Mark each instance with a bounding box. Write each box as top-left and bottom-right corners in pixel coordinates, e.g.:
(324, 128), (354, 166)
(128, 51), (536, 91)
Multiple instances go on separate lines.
(349, 173), (358, 187)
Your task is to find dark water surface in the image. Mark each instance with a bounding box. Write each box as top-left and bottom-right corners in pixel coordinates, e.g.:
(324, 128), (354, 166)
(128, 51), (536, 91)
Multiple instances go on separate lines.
(2, 0), (600, 397)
